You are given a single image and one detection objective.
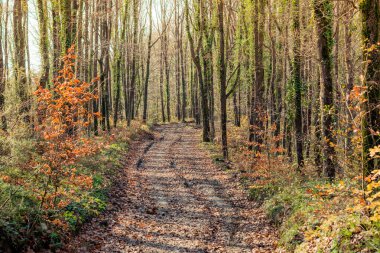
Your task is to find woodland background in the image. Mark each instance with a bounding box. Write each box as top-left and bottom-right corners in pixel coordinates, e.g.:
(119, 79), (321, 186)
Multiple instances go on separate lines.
(0, 0), (379, 252)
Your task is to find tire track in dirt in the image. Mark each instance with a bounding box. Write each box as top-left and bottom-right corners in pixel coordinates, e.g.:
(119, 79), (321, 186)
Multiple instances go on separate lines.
(65, 123), (277, 253)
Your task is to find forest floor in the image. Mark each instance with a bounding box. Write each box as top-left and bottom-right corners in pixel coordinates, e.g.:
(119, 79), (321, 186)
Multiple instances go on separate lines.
(63, 123), (277, 253)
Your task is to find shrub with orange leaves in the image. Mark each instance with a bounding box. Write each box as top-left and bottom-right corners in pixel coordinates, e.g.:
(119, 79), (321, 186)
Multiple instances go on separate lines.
(364, 143), (380, 223)
(228, 116), (287, 179)
(33, 46), (101, 210)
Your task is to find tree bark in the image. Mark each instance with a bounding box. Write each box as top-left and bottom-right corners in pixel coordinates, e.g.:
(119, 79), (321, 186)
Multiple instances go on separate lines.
(185, 0), (210, 142)
(360, 0), (380, 175)
(218, 0), (228, 160)
(0, 3), (6, 131)
(142, 0), (153, 123)
(175, 0), (181, 121)
(249, 0), (265, 152)
(293, 0), (304, 170)
(180, 24), (187, 122)
(37, 0), (49, 88)
(52, 0), (61, 75)
(314, 0), (336, 180)
(13, 0), (29, 124)
(343, 1), (355, 155)
(128, 0), (139, 126)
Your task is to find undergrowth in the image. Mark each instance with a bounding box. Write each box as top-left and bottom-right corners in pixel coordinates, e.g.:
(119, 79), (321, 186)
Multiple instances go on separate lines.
(263, 178), (380, 252)
(208, 118), (380, 252)
(0, 121), (150, 252)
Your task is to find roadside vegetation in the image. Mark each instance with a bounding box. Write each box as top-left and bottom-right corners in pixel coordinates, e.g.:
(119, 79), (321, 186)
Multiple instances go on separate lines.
(207, 118), (380, 252)
(0, 49), (151, 251)
(0, 117), (149, 251)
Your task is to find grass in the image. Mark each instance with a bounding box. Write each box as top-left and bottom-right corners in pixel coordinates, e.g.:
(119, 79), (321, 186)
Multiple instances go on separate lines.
(263, 178), (380, 252)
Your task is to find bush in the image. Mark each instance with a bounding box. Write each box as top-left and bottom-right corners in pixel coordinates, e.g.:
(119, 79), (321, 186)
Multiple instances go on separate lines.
(0, 126), (145, 251)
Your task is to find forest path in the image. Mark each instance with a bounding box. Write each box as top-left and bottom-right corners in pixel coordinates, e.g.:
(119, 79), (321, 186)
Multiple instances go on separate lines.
(65, 123), (277, 253)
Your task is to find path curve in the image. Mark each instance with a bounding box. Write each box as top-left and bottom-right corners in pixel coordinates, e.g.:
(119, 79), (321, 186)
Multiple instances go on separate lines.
(65, 123), (277, 253)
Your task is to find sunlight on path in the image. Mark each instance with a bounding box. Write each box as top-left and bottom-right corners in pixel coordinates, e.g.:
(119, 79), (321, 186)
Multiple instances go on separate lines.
(65, 123), (277, 253)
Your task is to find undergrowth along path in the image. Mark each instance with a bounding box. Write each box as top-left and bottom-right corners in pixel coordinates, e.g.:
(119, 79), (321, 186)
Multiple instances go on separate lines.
(65, 123), (277, 253)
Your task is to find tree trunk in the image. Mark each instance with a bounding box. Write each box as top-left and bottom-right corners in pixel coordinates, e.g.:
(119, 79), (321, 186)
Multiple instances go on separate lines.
(343, 1), (355, 155)
(128, 0), (139, 126)
(75, 0), (84, 79)
(60, 0), (72, 52)
(360, 0), (380, 175)
(292, 0), (304, 170)
(314, 0), (336, 180)
(0, 4), (6, 131)
(13, 0), (29, 124)
(180, 25), (187, 122)
(164, 38), (171, 123)
(37, 0), (49, 88)
(114, 55), (122, 128)
(160, 53), (166, 123)
(52, 0), (61, 75)
(142, 0), (153, 123)
(185, 0), (210, 142)
(175, 0), (181, 121)
(218, 0), (228, 160)
(249, 0), (265, 152)
(100, 0), (111, 132)
(92, 0), (100, 135)
(314, 69), (323, 175)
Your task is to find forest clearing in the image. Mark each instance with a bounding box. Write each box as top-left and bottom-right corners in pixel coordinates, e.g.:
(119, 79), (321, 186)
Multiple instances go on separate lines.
(0, 0), (379, 252)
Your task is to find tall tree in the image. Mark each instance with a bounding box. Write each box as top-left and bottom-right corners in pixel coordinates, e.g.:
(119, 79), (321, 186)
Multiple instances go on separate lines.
(180, 21), (187, 122)
(292, 0), (304, 170)
(37, 0), (49, 88)
(75, 0), (84, 79)
(162, 1), (171, 122)
(218, 0), (228, 160)
(13, 0), (29, 123)
(142, 0), (153, 123)
(60, 0), (78, 52)
(121, 0), (131, 127)
(175, 0), (181, 121)
(200, 0), (215, 140)
(92, 0), (100, 135)
(185, 0), (211, 142)
(0, 3), (6, 131)
(249, 0), (265, 152)
(160, 40), (166, 122)
(128, 0), (139, 126)
(314, 0), (336, 180)
(360, 0), (380, 175)
(51, 0), (61, 75)
(99, 0), (111, 132)
(113, 0), (123, 128)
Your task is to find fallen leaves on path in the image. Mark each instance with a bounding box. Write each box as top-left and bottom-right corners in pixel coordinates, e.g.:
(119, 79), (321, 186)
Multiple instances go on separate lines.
(63, 123), (278, 253)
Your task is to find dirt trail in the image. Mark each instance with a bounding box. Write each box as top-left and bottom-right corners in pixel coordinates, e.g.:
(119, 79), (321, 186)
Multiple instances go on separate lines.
(65, 123), (277, 253)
